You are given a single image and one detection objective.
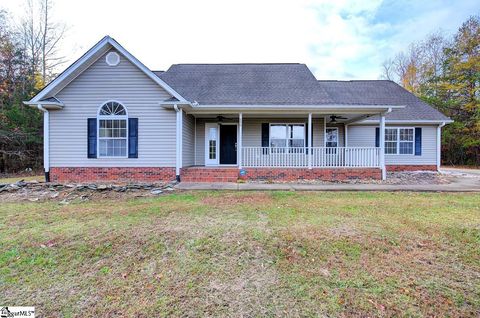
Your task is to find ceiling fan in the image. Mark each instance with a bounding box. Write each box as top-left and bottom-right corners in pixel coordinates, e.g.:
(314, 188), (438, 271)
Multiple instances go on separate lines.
(216, 115), (225, 124)
(329, 115), (347, 123)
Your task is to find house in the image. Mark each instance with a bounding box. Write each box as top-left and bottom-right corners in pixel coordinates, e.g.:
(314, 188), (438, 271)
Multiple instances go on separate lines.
(25, 36), (452, 183)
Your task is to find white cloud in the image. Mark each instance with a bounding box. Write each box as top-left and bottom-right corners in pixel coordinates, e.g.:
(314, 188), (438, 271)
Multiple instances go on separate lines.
(1, 0), (476, 80)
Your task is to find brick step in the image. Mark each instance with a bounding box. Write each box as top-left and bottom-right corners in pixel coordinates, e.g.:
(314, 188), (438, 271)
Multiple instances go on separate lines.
(180, 167), (239, 182)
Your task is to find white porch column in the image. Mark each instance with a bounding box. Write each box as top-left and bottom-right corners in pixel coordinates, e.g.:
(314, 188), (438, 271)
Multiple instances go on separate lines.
(174, 105), (183, 181)
(308, 113), (312, 169)
(238, 113), (243, 169)
(379, 114), (386, 180)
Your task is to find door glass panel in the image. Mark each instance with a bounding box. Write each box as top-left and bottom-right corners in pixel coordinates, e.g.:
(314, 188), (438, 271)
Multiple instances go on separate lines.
(208, 127), (217, 160)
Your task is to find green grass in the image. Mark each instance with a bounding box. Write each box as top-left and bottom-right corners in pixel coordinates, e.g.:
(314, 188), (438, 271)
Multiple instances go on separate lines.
(1, 191), (479, 317)
(0, 175), (43, 184)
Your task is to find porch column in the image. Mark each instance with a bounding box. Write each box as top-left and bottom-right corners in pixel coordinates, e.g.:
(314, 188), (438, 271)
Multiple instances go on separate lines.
(308, 113), (312, 169)
(379, 114), (386, 180)
(175, 105), (183, 181)
(239, 113), (243, 169)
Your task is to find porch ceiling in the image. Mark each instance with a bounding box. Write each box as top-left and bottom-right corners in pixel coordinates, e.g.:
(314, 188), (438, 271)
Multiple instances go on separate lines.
(188, 112), (375, 124)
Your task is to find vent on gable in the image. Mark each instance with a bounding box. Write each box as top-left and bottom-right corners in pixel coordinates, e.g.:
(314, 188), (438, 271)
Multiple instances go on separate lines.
(106, 52), (120, 66)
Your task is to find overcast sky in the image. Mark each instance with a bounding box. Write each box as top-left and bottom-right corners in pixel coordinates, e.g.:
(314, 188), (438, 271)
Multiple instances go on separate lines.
(1, 0), (478, 79)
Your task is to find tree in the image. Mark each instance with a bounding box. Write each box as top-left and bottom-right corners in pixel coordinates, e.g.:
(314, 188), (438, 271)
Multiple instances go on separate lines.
(0, 0), (66, 173)
(381, 16), (479, 166)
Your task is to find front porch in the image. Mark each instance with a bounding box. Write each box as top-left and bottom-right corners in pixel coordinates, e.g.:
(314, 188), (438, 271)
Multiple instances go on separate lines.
(177, 110), (389, 182)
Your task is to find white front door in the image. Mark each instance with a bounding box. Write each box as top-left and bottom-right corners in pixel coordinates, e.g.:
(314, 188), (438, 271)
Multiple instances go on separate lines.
(205, 123), (219, 165)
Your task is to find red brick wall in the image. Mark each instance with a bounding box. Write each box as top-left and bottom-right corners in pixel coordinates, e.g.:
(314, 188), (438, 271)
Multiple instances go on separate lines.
(386, 165), (437, 172)
(50, 167), (176, 183)
(242, 168), (382, 181)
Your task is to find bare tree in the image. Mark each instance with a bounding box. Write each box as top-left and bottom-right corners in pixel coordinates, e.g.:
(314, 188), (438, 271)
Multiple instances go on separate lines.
(39, 0), (66, 83)
(19, 0), (66, 85)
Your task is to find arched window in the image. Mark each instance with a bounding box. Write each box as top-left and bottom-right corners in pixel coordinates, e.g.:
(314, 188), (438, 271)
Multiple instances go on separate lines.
(98, 101), (128, 157)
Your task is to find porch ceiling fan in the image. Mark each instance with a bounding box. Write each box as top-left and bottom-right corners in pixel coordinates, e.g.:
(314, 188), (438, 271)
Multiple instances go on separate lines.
(329, 115), (348, 123)
(216, 115), (225, 124)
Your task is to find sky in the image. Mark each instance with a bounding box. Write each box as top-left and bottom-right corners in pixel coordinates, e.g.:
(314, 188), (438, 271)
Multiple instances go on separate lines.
(1, 0), (478, 80)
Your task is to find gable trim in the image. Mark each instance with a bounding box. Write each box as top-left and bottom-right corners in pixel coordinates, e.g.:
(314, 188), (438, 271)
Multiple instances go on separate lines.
(27, 36), (188, 105)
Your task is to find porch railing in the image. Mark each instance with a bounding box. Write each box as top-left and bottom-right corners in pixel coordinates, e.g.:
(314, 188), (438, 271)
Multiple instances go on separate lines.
(242, 147), (380, 168)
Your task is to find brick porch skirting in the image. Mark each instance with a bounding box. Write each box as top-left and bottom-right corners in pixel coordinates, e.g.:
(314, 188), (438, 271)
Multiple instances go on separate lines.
(386, 165), (438, 172)
(242, 168), (382, 181)
(50, 167), (176, 183)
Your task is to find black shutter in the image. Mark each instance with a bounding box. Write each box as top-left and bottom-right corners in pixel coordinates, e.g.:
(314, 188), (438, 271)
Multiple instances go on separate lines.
(128, 118), (138, 158)
(261, 123), (269, 154)
(415, 127), (422, 156)
(87, 118), (97, 158)
(375, 127), (380, 147)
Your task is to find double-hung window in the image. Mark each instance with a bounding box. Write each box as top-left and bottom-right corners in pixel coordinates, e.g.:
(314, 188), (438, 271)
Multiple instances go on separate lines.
(385, 128), (414, 155)
(270, 124), (305, 153)
(98, 101), (128, 157)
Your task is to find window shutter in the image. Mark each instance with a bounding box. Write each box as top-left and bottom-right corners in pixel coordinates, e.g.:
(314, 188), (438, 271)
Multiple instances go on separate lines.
(128, 118), (138, 158)
(87, 118), (97, 158)
(415, 127), (422, 156)
(261, 123), (269, 154)
(375, 127), (380, 147)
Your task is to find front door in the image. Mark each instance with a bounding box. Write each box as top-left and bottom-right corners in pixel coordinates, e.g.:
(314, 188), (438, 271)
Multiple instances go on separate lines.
(220, 125), (237, 165)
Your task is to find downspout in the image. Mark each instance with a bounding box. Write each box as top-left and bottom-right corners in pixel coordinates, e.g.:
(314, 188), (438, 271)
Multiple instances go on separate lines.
(174, 104), (183, 182)
(437, 122), (446, 170)
(37, 105), (50, 182)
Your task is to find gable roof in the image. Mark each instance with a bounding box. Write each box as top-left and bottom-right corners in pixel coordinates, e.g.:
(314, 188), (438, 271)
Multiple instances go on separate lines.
(26, 36), (187, 106)
(156, 63), (333, 105)
(318, 80), (450, 121)
(157, 64), (449, 121)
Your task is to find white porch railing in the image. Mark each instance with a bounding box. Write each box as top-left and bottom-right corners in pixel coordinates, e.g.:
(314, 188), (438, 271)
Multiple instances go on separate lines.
(242, 147), (380, 168)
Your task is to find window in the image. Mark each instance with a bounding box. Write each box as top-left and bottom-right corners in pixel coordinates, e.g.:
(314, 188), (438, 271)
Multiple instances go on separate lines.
(98, 101), (128, 157)
(384, 128), (414, 155)
(270, 124), (305, 150)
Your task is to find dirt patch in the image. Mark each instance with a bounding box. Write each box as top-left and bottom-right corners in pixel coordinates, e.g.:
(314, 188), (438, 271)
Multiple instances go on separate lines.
(201, 192), (273, 208)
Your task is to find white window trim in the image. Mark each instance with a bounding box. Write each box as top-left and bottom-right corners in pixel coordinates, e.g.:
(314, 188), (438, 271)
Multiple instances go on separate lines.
(324, 127), (339, 148)
(97, 100), (129, 159)
(269, 123), (306, 148)
(384, 127), (415, 155)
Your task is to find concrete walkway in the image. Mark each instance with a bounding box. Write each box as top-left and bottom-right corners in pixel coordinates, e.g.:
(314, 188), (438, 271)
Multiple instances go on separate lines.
(176, 173), (480, 192)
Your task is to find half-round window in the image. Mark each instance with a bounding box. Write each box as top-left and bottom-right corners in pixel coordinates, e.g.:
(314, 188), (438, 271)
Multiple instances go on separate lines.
(99, 101), (127, 116)
(97, 101), (128, 157)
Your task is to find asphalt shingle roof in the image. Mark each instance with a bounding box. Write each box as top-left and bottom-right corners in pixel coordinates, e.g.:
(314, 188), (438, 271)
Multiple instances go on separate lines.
(155, 64), (450, 121)
(156, 64), (333, 105)
(318, 80), (450, 121)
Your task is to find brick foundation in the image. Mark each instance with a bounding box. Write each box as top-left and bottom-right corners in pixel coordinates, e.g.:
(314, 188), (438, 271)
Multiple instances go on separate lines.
(50, 167), (176, 183)
(242, 168), (382, 182)
(386, 165), (437, 172)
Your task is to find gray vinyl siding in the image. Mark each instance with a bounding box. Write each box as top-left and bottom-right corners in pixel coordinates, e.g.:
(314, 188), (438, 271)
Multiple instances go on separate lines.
(194, 117), (327, 166)
(347, 125), (437, 165)
(182, 113), (195, 167)
(195, 119), (206, 166)
(51, 49), (176, 167)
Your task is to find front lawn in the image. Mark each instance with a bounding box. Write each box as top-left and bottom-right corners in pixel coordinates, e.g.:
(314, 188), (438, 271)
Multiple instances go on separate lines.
(1, 191), (479, 317)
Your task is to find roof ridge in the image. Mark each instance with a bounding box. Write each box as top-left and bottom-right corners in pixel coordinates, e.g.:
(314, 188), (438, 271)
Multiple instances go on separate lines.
(170, 63), (305, 66)
(317, 79), (395, 82)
